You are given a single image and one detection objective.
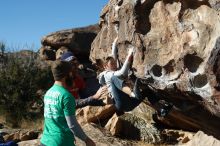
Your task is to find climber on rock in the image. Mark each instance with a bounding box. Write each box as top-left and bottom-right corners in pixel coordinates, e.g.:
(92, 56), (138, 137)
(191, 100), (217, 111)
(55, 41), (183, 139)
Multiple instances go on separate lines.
(98, 37), (173, 117)
(98, 37), (143, 115)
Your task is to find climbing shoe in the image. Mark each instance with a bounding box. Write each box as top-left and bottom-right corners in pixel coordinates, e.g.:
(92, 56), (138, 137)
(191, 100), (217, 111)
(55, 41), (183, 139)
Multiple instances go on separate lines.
(133, 78), (144, 100)
(158, 102), (173, 117)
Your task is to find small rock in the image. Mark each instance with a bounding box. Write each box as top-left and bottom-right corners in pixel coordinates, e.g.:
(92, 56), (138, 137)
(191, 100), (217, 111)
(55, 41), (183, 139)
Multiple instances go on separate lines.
(182, 131), (220, 146)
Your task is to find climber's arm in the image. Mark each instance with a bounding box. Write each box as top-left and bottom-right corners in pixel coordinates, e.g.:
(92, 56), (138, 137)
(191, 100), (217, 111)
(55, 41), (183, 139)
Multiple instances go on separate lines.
(114, 47), (134, 77)
(111, 37), (118, 60)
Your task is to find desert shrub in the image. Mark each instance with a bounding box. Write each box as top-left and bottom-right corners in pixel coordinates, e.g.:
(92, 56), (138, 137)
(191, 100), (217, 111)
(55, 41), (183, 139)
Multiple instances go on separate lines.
(0, 43), (53, 127)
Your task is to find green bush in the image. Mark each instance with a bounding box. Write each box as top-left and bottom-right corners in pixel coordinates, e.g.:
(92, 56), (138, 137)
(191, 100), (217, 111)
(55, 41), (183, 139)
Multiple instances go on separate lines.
(0, 43), (53, 127)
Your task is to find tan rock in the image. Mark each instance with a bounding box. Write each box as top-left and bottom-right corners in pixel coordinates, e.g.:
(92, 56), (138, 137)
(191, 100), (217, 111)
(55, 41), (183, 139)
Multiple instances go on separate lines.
(76, 104), (116, 125)
(76, 123), (141, 146)
(20, 130), (39, 141)
(209, 0), (220, 11)
(3, 130), (39, 142)
(39, 46), (55, 61)
(90, 0), (220, 139)
(183, 131), (220, 146)
(18, 139), (40, 146)
(40, 24), (100, 62)
(4, 131), (20, 142)
(104, 103), (161, 143)
(161, 129), (195, 145)
(105, 113), (122, 136)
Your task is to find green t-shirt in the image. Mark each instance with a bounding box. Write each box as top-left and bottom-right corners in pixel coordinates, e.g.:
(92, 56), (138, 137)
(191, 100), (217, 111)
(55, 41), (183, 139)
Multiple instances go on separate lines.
(40, 84), (76, 146)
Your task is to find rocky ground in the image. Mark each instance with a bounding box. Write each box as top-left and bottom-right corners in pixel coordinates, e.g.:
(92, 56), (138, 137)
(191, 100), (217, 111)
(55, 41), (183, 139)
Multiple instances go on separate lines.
(1, 101), (220, 146)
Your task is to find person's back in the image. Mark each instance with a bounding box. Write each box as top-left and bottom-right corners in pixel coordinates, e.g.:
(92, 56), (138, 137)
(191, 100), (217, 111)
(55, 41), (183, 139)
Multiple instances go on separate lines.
(41, 84), (75, 146)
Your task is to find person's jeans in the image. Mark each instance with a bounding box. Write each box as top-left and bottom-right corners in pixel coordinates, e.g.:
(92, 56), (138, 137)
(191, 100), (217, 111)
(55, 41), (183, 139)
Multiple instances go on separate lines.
(110, 76), (141, 112)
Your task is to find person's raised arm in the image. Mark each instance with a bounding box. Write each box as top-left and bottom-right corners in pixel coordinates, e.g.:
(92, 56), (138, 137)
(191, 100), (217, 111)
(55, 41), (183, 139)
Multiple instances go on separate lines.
(111, 37), (118, 60)
(114, 47), (135, 77)
(111, 37), (122, 68)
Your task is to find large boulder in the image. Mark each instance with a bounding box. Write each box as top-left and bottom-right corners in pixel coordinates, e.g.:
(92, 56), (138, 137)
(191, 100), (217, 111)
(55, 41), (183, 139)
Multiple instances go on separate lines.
(76, 104), (116, 125)
(39, 24), (100, 62)
(18, 139), (40, 146)
(75, 123), (136, 146)
(90, 0), (220, 139)
(105, 103), (161, 143)
(2, 129), (39, 142)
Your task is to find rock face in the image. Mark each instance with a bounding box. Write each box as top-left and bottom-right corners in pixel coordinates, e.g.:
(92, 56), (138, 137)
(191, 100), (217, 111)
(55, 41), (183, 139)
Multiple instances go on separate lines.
(1, 129), (39, 142)
(39, 24), (100, 62)
(105, 113), (161, 143)
(104, 103), (161, 143)
(76, 104), (116, 125)
(75, 123), (141, 146)
(18, 139), (40, 146)
(90, 0), (220, 139)
(76, 102), (164, 143)
(183, 131), (220, 146)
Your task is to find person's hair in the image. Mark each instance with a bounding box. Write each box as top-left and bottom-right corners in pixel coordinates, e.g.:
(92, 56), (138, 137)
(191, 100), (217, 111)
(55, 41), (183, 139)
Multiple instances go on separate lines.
(51, 60), (72, 81)
(94, 59), (104, 73)
(105, 56), (115, 64)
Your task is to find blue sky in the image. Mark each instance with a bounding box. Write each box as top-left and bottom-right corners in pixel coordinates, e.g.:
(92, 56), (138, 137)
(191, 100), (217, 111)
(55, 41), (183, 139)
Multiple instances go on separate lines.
(0, 0), (108, 51)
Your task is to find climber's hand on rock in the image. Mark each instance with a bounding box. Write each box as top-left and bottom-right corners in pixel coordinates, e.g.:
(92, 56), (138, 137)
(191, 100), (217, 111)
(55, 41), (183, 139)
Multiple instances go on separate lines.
(128, 46), (135, 56)
(114, 36), (118, 43)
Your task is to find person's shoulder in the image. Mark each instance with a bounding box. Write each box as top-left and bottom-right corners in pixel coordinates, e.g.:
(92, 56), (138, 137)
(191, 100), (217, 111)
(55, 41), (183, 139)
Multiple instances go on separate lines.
(62, 89), (74, 99)
(53, 84), (66, 92)
(99, 70), (107, 75)
(105, 70), (115, 76)
(101, 70), (115, 75)
(98, 70), (107, 78)
(53, 85), (72, 97)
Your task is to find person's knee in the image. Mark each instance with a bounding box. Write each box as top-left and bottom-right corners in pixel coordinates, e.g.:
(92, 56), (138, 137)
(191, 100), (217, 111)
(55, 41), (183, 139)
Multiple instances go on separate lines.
(110, 76), (123, 89)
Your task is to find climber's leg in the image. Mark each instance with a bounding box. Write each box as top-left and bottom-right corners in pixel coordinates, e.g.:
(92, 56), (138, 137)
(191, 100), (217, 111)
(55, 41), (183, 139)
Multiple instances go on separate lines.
(110, 76), (141, 112)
